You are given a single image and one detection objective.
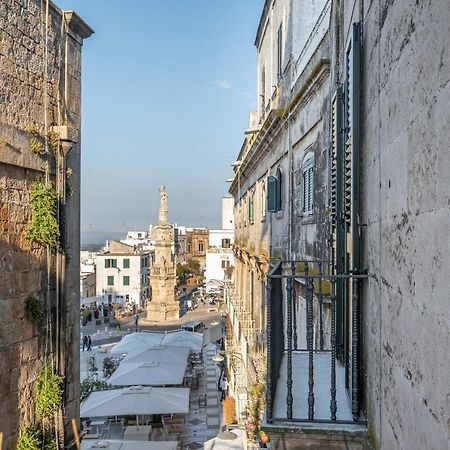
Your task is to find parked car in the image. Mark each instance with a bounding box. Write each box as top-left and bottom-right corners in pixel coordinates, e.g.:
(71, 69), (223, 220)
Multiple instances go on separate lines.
(181, 321), (205, 332)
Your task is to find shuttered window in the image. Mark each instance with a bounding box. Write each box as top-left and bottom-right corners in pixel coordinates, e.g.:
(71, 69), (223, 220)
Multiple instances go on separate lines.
(276, 167), (282, 211)
(248, 192), (255, 224)
(302, 155), (314, 213)
(123, 276), (130, 286)
(267, 176), (277, 212)
(107, 276), (114, 286)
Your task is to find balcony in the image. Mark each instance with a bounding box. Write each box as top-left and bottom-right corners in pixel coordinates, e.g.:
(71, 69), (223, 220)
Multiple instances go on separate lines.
(265, 261), (368, 426)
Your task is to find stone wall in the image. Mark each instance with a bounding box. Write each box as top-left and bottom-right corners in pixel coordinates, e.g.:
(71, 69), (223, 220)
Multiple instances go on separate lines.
(0, 1), (92, 448)
(335, 0), (450, 448)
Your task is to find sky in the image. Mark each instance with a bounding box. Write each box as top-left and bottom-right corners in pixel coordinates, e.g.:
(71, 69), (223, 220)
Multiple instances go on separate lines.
(56, 0), (263, 245)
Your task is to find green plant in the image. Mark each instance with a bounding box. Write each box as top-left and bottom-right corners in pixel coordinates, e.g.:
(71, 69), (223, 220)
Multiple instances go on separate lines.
(17, 426), (40, 450)
(30, 137), (44, 155)
(24, 295), (43, 321)
(27, 181), (60, 250)
(80, 379), (109, 401)
(17, 425), (56, 450)
(34, 366), (64, 420)
(103, 356), (119, 378)
(47, 130), (60, 154)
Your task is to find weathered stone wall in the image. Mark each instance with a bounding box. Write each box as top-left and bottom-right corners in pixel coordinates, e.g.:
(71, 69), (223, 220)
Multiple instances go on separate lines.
(0, 1), (91, 447)
(335, 0), (450, 448)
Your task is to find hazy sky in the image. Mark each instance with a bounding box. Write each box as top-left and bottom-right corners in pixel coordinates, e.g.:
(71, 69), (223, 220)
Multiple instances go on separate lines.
(57, 0), (263, 244)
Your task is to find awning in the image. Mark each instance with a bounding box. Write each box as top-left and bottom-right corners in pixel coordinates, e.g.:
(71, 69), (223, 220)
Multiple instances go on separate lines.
(80, 386), (189, 417)
(161, 330), (204, 352)
(110, 332), (165, 354)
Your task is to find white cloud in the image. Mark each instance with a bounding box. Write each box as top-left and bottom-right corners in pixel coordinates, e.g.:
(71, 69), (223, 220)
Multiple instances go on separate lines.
(214, 79), (231, 89)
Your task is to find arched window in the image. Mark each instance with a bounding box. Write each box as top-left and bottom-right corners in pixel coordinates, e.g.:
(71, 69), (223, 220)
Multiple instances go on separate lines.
(302, 153), (314, 213)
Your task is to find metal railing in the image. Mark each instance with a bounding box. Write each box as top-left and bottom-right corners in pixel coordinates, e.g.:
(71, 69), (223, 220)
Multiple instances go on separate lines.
(266, 260), (367, 424)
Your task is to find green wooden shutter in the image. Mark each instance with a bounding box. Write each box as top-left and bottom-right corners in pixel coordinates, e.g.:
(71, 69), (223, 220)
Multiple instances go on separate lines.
(267, 176), (277, 212)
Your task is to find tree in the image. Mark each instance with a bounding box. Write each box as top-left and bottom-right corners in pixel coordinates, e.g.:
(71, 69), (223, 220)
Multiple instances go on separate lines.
(187, 258), (201, 275)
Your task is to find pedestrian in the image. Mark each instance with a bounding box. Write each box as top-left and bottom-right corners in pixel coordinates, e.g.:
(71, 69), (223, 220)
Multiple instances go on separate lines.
(134, 313), (139, 328)
(82, 334), (88, 352)
(219, 376), (228, 401)
(87, 335), (92, 351)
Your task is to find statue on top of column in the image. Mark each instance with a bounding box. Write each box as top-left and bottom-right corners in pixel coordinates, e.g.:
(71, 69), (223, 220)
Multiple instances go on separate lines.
(159, 185), (169, 225)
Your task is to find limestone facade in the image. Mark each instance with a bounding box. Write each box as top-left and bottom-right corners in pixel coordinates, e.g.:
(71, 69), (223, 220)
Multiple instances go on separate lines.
(147, 187), (179, 321)
(0, 0), (92, 447)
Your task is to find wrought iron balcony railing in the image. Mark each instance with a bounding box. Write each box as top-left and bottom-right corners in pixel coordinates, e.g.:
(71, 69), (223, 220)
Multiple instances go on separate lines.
(266, 260), (367, 425)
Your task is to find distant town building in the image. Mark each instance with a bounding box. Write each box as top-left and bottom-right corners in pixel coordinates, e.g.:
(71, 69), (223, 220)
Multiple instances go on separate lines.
(186, 228), (209, 270)
(205, 198), (235, 283)
(96, 240), (150, 308)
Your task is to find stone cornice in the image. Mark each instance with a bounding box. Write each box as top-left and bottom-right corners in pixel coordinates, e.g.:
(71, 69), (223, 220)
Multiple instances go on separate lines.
(64, 11), (94, 41)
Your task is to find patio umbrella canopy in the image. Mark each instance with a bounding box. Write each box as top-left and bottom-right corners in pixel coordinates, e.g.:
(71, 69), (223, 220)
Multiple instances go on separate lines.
(203, 428), (247, 450)
(160, 330), (204, 352)
(122, 345), (190, 364)
(81, 440), (178, 450)
(80, 386), (189, 417)
(110, 332), (165, 354)
(108, 358), (188, 386)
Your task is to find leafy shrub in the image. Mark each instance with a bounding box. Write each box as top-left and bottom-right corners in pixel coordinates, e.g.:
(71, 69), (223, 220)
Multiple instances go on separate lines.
(27, 181), (60, 250)
(30, 138), (45, 155)
(17, 426), (56, 450)
(80, 379), (109, 401)
(24, 295), (43, 321)
(103, 356), (119, 378)
(34, 366), (64, 419)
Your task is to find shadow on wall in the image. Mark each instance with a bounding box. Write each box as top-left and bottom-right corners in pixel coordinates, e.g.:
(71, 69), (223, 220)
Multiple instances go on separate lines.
(0, 236), (50, 449)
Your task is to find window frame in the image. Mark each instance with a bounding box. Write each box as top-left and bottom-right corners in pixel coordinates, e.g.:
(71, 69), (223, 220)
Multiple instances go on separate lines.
(302, 153), (314, 214)
(123, 275), (130, 286)
(107, 275), (114, 286)
(123, 258), (130, 269)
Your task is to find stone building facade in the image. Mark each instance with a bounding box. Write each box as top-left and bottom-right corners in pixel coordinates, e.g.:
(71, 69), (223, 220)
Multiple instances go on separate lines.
(229, 0), (450, 449)
(0, 1), (92, 447)
(185, 228), (209, 270)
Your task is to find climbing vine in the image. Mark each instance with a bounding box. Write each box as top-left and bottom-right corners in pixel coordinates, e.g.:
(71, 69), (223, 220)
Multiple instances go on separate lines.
(34, 366), (64, 420)
(24, 295), (43, 322)
(27, 180), (60, 250)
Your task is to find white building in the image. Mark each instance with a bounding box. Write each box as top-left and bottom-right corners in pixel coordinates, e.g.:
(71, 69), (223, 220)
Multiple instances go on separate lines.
(120, 229), (155, 252)
(95, 240), (150, 308)
(205, 198), (235, 283)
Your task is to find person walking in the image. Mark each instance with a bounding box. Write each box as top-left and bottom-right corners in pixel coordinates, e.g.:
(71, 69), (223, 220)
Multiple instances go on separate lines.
(134, 313), (139, 329)
(82, 334), (88, 352)
(87, 335), (92, 351)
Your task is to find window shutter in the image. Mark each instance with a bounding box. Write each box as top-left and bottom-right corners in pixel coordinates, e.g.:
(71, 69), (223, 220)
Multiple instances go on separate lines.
(276, 168), (282, 210)
(345, 22), (361, 272)
(267, 176), (277, 212)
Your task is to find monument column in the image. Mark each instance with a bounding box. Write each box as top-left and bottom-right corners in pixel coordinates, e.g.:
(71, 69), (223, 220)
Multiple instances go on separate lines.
(147, 186), (179, 321)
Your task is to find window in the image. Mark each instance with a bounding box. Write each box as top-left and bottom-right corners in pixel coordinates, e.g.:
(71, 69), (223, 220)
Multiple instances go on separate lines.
(268, 168), (283, 212)
(277, 23), (283, 79)
(302, 154), (314, 214)
(261, 181), (266, 219)
(105, 258), (117, 268)
(248, 192), (255, 224)
(141, 257), (148, 268)
(198, 241), (204, 253)
(222, 259), (230, 269)
(260, 66), (266, 113)
(123, 258), (130, 269)
(222, 238), (231, 248)
(188, 243), (192, 253)
(107, 276), (114, 286)
(123, 276), (130, 286)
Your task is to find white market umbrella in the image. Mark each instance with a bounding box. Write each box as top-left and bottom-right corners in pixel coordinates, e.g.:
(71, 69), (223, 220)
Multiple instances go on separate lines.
(108, 359), (187, 386)
(81, 440), (178, 450)
(110, 332), (164, 354)
(80, 386), (189, 417)
(161, 330), (204, 352)
(123, 345), (190, 365)
(204, 428), (247, 450)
